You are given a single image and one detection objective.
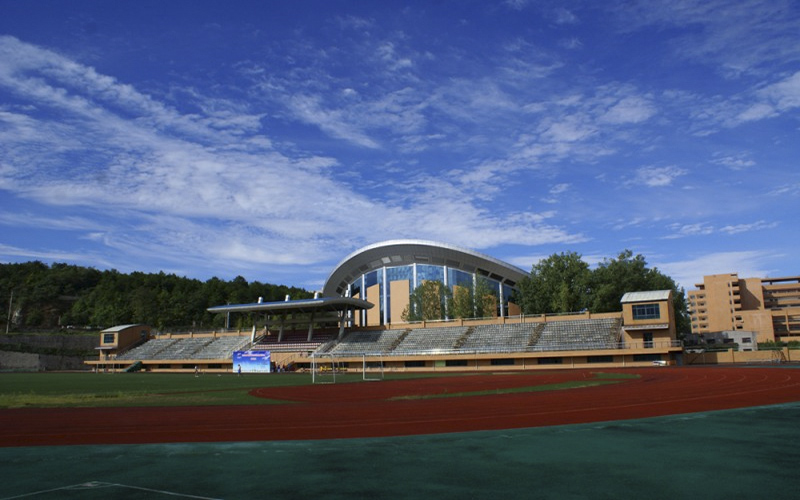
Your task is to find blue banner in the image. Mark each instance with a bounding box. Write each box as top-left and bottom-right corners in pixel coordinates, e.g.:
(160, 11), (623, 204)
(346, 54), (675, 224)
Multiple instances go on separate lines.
(233, 350), (271, 373)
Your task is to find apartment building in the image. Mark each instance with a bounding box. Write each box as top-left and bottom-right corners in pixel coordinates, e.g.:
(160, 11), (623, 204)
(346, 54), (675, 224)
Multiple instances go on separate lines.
(688, 273), (800, 343)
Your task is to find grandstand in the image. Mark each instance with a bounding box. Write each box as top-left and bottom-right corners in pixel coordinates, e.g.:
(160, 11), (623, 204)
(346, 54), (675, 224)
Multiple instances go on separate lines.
(316, 318), (622, 357)
(85, 239), (682, 373)
(89, 305), (681, 373)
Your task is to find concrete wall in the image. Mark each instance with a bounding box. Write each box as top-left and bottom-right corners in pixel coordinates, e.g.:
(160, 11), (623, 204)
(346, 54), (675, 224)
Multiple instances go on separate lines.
(0, 350), (92, 371)
(685, 348), (796, 365)
(0, 334), (99, 371)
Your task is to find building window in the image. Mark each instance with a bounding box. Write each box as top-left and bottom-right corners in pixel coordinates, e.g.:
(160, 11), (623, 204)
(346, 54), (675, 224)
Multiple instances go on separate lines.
(103, 333), (115, 344)
(632, 303), (660, 320)
(633, 354), (662, 362)
(538, 357), (562, 365)
(587, 355), (613, 363)
(491, 358), (515, 366)
(445, 359), (468, 367)
(643, 332), (653, 348)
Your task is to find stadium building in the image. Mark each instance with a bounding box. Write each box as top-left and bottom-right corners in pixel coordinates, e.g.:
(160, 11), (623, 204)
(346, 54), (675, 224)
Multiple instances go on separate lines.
(86, 240), (683, 373)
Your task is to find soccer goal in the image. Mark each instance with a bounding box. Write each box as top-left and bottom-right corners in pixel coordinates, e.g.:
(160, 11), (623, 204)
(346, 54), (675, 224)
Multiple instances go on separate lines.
(310, 353), (338, 384)
(361, 353), (384, 382)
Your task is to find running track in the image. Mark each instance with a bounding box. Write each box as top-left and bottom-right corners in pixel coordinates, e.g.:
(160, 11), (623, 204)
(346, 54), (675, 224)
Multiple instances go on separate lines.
(2, 366), (800, 447)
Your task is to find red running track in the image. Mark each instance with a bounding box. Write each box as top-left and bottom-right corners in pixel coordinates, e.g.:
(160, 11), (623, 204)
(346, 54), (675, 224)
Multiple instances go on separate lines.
(2, 366), (800, 447)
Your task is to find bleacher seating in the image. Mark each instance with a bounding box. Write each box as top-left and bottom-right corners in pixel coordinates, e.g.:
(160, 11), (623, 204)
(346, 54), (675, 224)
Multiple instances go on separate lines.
(531, 318), (621, 351)
(312, 318), (622, 356)
(150, 337), (211, 360)
(117, 318), (623, 362)
(193, 336), (251, 359)
(117, 336), (251, 361)
(457, 323), (537, 352)
(117, 338), (178, 360)
(323, 329), (408, 355)
(393, 326), (468, 353)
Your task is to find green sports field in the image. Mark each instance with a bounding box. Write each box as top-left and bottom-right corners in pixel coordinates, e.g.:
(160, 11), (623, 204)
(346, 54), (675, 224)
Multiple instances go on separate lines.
(0, 371), (636, 409)
(0, 371), (325, 408)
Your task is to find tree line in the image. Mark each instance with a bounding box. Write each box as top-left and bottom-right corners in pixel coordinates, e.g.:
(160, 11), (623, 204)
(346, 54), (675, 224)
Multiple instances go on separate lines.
(0, 261), (312, 332)
(401, 250), (689, 335)
(2, 249), (690, 334)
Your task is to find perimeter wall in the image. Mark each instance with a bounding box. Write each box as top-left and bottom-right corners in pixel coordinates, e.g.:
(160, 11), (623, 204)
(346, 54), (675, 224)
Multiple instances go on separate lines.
(684, 348), (797, 365)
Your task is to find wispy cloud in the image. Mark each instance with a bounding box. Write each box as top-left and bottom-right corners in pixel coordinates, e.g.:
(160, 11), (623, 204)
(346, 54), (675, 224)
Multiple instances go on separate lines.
(665, 219), (778, 239)
(0, 35), (588, 277)
(658, 250), (780, 290)
(615, 0), (800, 77)
(632, 166), (688, 187)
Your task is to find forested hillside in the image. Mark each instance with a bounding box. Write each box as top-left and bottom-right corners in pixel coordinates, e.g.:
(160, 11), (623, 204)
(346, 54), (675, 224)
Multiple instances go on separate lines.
(0, 262), (312, 332)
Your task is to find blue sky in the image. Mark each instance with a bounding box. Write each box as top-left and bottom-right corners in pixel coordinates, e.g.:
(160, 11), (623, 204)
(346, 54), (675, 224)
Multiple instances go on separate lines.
(1, 0), (798, 292)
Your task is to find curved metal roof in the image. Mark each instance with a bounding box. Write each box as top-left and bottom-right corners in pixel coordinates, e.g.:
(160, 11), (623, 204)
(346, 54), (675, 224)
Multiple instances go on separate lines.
(207, 296), (373, 315)
(322, 239), (528, 297)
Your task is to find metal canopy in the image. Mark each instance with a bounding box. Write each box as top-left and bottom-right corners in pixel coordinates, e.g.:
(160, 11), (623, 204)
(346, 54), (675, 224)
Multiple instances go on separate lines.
(323, 239), (528, 297)
(207, 296), (373, 315)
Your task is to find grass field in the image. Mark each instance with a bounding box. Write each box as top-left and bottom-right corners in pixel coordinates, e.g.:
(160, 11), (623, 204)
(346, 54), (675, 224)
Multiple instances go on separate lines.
(0, 372), (324, 408)
(0, 371), (638, 409)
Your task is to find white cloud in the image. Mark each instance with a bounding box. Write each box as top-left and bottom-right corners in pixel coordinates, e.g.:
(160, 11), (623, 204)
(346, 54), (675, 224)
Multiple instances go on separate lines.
(719, 220), (778, 234)
(0, 36), (596, 278)
(633, 166), (688, 187)
(615, 0), (800, 77)
(599, 96), (656, 124)
(658, 251), (779, 290)
(288, 94), (381, 149)
(711, 152), (755, 170)
(664, 222), (715, 239)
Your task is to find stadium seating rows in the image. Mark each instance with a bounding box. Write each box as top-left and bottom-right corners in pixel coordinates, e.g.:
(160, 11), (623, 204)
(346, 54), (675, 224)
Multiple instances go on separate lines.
(322, 318), (621, 356)
(117, 336), (251, 361)
(115, 318), (622, 361)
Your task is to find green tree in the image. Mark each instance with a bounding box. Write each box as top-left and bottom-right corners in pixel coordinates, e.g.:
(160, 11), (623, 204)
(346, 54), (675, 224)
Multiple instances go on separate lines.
(448, 277), (497, 319)
(402, 280), (452, 322)
(589, 250), (690, 336)
(450, 284), (473, 319)
(518, 251), (591, 314)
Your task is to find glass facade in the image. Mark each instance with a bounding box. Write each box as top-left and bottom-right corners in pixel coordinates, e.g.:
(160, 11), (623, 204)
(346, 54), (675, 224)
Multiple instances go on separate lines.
(346, 263), (517, 326)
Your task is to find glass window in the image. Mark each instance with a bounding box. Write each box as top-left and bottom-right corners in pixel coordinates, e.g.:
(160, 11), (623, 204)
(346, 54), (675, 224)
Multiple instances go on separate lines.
(587, 355), (613, 363)
(417, 264), (444, 284)
(447, 268), (473, 288)
(103, 333), (115, 344)
(538, 357), (563, 365)
(386, 265), (412, 283)
(633, 354), (662, 362)
(632, 303), (660, 320)
(491, 358), (515, 366)
(364, 270), (379, 289)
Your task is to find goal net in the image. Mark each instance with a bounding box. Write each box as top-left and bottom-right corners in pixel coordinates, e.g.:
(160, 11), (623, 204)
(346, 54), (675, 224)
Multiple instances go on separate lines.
(310, 353), (338, 384)
(362, 353), (384, 381)
(310, 353), (385, 383)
